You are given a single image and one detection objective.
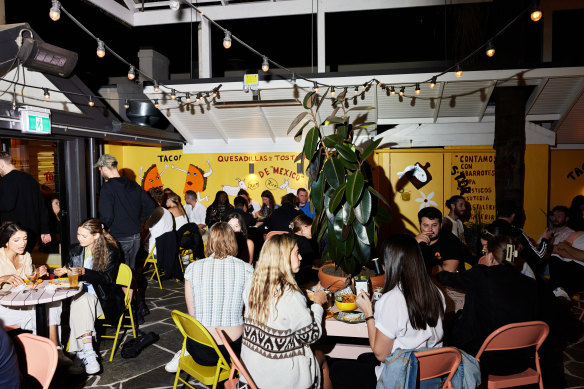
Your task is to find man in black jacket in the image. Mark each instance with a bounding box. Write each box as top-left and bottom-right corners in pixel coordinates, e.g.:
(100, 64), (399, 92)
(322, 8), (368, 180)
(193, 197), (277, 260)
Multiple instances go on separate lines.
(95, 154), (155, 270)
(0, 152), (51, 253)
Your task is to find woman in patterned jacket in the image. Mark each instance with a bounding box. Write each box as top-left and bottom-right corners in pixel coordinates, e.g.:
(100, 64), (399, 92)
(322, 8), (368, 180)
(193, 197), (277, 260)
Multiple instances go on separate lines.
(241, 234), (328, 388)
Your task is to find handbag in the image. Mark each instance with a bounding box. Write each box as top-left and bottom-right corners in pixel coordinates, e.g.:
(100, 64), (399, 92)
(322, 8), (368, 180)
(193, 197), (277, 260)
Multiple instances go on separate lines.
(120, 331), (159, 358)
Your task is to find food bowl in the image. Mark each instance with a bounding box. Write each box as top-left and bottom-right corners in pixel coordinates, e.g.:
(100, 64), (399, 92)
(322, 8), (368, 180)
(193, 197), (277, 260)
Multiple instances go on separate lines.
(335, 294), (357, 311)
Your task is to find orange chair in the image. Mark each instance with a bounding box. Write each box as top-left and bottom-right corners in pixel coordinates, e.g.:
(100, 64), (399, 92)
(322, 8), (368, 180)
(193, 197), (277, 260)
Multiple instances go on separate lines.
(475, 321), (549, 389)
(265, 231), (288, 240)
(414, 347), (461, 389)
(14, 333), (58, 389)
(215, 329), (257, 389)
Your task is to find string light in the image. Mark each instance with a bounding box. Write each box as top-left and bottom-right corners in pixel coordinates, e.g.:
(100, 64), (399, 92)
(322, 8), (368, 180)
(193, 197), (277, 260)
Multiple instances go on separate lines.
(43, 88), (50, 100)
(96, 40), (105, 58)
(390, 86), (396, 95)
(415, 83), (421, 95)
(399, 87), (405, 96)
(88, 96), (94, 107)
(377, 80), (383, 88)
(485, 41), (495, 57)
(261, 56), (269, 72)
(330, 87), (335, 97)
(153, 81), (159, 93)
(313, 82), (319, 93)
(154, 99), (159, 109)
(127, 65), (136, 80)
(430, 76), (437, 89)
(354, 86), (359, 95)
(170, 89), (176, 100)
(49, 0), (61, 21)
(124, 99), (129, 109)
(455, 64), (463, 78)
(223, 31), (232, 49)
(530, 1), (542, 22)
(185, 92), (191, 103)
(169, 0), (180, 11)
(196, 93), (201, 103)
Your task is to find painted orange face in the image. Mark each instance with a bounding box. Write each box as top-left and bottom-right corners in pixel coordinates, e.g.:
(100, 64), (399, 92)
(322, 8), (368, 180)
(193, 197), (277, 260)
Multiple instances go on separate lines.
(183, 164), (207, 194)
(142, 164), (163, 191)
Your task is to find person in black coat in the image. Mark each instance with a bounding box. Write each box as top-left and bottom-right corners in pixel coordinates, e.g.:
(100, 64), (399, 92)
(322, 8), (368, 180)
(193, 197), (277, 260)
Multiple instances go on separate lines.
(54, 218), (124, 374)
(264, 193), (303, 233)
(289, 214), (319, 285)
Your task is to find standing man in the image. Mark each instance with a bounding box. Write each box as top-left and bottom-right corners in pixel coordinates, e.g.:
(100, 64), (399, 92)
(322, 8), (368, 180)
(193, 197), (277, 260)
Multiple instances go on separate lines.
(415, 207), (465, 273)
(184, 190), (207, 235)
(0, 152), (51, 253)
(95, 154), (154, 270)
(444, 195), (467, 243)
(297, 188), (314, 219)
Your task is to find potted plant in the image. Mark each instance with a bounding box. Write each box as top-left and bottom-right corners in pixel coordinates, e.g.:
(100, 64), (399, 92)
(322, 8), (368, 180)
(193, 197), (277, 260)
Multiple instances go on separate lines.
(288, 88), (390, 290)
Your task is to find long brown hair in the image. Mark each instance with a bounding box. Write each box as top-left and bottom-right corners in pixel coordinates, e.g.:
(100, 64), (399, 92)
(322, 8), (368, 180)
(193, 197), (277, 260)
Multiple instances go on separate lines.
(382, 234), (443, 330)
(167, 193), (187, 217)
(260, 190), (276, 217)
(78, 219), (118, 272)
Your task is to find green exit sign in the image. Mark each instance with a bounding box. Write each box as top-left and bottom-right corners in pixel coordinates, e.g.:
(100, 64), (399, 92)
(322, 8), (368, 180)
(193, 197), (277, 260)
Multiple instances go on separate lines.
(20, 107), (51, 135)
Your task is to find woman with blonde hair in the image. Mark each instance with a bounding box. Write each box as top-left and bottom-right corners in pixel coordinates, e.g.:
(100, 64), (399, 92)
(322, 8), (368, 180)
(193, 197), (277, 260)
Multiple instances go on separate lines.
(241, 234), (327, 388)
(164, 222), (254, 373)
(166, 192), (188, 231)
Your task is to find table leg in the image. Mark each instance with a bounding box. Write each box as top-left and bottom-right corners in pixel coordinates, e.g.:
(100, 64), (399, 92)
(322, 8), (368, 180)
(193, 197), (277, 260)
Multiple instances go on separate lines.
(35, 303), (48, 338)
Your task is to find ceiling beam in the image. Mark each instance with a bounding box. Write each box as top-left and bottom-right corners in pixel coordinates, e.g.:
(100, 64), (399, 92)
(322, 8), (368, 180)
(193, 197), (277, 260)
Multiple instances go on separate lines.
(206, 110), (230, 143)
(525, 77), (549, 115)
(258, 107), (277, 142)
(84, 0), (134, 25)
(554, 78), (584, 132)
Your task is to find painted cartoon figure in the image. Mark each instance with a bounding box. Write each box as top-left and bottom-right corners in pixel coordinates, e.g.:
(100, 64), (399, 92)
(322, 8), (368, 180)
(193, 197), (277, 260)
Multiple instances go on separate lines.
(139, 164), (169, 191)
(279, 179), (306, 195)
(222, 178), (248, 197)
(171, 160), (213, 202)
(397, 162), (432, 189)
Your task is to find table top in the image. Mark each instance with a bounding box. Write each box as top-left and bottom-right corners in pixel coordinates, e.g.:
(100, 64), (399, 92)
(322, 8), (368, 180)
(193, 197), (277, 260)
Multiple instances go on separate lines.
(324, 306), (368, 338)
(0, 280), (83, 307)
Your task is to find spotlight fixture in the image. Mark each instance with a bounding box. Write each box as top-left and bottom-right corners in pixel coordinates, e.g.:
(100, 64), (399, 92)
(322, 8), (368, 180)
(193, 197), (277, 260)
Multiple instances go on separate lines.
(43, 88), (50, 100)
(124, 99), (129, 109)
(455, 64), (463, 78)
(313, 82), (319, 93)
(330, 87), (335, 97)
(390, 86), (396, 95)
(354, 86), (359, 95)
(154, 99), (159, 109)
(169, 0), (180, 10)
(96, 39), (105, 58)
(415, 83), (421, 95)
(530, 1), (542, 22)
(88, 96), (94, 107)
(170, 89), (176, 100)
(153, 81), (159, 93)
(185, 92), (191, 103)
(127, 65), (136, 80)
(223, 30), (232, 49)
(49, 0), (61, 21)
(261, 56), (269, 72)
(485, 41), (495, 57)
(430, 76), (437, 89)
(399, 87), (405, 96)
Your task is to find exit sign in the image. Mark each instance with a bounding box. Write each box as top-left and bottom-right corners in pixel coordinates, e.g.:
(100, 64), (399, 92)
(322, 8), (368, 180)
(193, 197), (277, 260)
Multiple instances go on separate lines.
(19, 106), (51, 135)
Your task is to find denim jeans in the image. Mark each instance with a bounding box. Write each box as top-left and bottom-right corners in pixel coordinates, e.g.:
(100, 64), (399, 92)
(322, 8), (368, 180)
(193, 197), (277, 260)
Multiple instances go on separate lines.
(117, 233), (140, 270)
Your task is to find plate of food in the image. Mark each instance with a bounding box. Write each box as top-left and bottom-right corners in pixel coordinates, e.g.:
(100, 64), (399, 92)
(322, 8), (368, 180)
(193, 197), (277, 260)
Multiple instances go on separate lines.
(333, 311), (365, 324)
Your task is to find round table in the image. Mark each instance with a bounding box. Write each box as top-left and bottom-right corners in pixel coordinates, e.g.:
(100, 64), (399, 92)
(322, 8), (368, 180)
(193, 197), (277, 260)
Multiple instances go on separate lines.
(0, 279), (83, 337)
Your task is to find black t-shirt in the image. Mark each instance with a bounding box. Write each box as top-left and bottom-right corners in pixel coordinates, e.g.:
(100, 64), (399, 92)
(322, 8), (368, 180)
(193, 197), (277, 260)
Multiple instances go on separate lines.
(420, 230), (465, 269)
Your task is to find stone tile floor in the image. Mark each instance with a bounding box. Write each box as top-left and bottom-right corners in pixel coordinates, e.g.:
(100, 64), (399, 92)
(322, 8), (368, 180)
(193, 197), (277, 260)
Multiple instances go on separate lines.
(48, 277), (584, 389)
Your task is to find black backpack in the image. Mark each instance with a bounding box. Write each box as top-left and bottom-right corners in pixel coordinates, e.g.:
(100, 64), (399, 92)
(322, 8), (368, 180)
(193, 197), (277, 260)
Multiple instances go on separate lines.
(120, 331), (159, 358)
(177, 223), (204, 259)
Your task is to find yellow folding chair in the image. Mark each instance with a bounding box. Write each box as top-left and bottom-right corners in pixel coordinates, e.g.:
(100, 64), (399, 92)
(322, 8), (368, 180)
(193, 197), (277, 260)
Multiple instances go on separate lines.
(99, 263), (137, 362)
(170, 310), (231, 389)
(143, 244), (163, 289)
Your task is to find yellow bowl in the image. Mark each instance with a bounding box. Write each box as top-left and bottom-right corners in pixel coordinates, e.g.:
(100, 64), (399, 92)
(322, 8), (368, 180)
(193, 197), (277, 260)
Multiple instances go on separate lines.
(335, 300), (357, 312)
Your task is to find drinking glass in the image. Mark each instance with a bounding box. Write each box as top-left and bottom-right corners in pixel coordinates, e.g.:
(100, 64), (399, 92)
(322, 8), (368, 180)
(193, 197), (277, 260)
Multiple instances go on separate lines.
(68, 268), (79, 288)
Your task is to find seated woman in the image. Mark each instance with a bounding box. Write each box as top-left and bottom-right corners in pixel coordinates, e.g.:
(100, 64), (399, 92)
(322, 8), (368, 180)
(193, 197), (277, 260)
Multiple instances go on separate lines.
(224, 212), (254, 265)
(166, 193), (189, 231)
(330, 234), (445, 389)
(0, 222), (61, 345)
(205, 191), (234, 228)
(254, 190), (278, 222)
(436, 234), (538, 374)
(54, 218), (124, 375)
(290, 214), (320, 284)
(241, 234), (327, 389)
(164, 222), (253, 373)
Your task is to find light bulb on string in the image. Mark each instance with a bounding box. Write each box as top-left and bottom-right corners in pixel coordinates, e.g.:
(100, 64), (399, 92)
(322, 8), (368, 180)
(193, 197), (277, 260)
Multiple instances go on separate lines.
(399, 87), (405, 97)
(154, 100), (159, 109)
(124, 99), (129, 109)
(455, 65), (463, 78)
(390, 86), (396, 95)
(377, 80), (383, 88)
(530, 1), (542, 22)
(261, 56), (269, 72)
(49, 0), (61, 21)
(169, 0), (180, 10)
(430, 76), (437, 89)
(313, 82), (319, 93)
(223, 31), (232, 49)
(96, 40), (105, 58)
(415, 84), (421, 95)
(170, 89), (176, 100)
(43, 88), (50, 100)
(354, 86), (359, 95)
(127, 65), (136, 80)
(153, 81), (159, 92)
(485, 41), (495, 57)
(88, 96), (94, 107)
(196, 93), (201, 103)
(185, 93), (191, 103)
(330, 87), (335, 97)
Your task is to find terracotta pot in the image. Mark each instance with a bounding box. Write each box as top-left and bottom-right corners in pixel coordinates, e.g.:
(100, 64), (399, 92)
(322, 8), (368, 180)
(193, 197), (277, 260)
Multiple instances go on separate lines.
(370, 274), (385, 290)
(318, 263), (349, 292)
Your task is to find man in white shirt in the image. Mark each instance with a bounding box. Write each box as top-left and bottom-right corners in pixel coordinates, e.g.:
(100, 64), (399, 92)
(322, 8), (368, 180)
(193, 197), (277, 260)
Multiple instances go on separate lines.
(184, 190), (207, 235)
(444, 195), (467, 243)
(538, 205), (574, 246)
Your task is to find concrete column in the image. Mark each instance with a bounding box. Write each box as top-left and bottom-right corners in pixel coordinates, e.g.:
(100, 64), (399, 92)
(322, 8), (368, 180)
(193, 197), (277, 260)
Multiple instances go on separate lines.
(317, 0), (325, 73)
(138, 49), (170, 81)
(198, 19), (212, 79)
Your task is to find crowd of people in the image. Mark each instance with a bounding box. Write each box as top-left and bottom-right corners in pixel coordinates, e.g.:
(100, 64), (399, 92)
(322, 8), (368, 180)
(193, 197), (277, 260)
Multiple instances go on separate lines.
(0, 150), (582, 388)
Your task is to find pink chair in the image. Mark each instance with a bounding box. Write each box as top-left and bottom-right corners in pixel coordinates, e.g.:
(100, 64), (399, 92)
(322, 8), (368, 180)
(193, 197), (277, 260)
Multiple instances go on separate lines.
(215, 329), (257, 389)
(415, 347), (461, 389)
(475, 321), (549, 389)
(15, 333), (58, 389)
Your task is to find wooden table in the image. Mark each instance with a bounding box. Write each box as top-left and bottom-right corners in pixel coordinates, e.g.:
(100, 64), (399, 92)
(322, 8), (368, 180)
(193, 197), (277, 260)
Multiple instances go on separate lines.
(0, 280), (83, 337)
(323, 307), (370, 359)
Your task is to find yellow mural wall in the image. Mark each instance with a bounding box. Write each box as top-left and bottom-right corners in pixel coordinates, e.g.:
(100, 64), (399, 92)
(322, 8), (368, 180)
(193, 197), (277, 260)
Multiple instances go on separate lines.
(104, 145), (309, 206)
(524, 145), (549, 239)
(549, 149), (584, 210)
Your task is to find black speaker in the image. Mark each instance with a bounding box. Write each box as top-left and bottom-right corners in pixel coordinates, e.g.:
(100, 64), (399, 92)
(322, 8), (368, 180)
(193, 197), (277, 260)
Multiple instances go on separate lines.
(17, 38), (78, 78)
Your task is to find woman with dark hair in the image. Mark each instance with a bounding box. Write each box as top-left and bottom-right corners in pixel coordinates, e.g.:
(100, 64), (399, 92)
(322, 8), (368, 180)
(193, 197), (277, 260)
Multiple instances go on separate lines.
(224, 212), (254, 264)
(205, 191), (234, 228)
(330, 234), (445, 388)
(166, 193), (188, 231)
(255, 190), (277, 221)
(290, 214), (319, 284)
(54, 218), (125, 374)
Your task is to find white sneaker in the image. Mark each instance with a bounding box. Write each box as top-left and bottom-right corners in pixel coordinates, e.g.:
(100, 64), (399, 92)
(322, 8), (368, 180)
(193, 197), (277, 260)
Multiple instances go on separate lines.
(553, 287), (571, 301)
(165, 349), (189, 373)
(81, 350), (101, 375)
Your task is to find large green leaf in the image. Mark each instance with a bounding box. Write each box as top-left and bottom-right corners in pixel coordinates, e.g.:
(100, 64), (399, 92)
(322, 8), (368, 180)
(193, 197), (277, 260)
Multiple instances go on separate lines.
(303, 92), (316, 109)
(308, 148), (322, 181)
(342, 202), (354, 225)
(336, 144), (358, 163)
(323, 158), (345, 189)
(353, 222), (370, 245)
(324, 188), (335, 223)
(329, 183), (346, 214)
(303, 127), (320, 161)
(336, 125), (348, 139)
(287, 111), (309, 135)
(365, 218), (375, 246)
(333, 208), (344, 242)
(293, 121), (311, 142)
(311, 172), (325, 213)
(323, 115), (346, 126)
(354, 237), (372, 264)
(354, 187), (372, 224)
(346, 171), (365, 207)
(323, 134), (343, 149)
(347, 106), (375, 112)
(360, 138), (382, 161)
(355, 122), (377, 129)
(368, 186), (390, 207)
